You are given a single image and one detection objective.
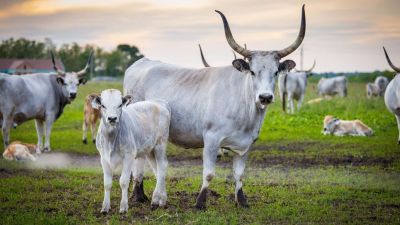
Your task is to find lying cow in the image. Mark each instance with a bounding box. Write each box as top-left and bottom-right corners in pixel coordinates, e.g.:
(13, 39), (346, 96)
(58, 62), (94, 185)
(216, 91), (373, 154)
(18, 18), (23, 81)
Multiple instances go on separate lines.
(317, 76), (347, 97)
(3, 141), (37, 161)
(91, 89), (171, 213)
(322, 115), (373, 137)
(0, 52), (92, 152)
(383, 47), (400, 144)
(82, 93), (101, 144)
(278, 60), (315, 113)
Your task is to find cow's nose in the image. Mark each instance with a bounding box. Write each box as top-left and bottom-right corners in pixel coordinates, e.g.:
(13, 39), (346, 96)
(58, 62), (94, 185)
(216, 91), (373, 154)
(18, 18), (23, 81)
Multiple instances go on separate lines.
(108, 117), (117, 123)
(259, 93), (274, 104)
(70, 93), (77, 99)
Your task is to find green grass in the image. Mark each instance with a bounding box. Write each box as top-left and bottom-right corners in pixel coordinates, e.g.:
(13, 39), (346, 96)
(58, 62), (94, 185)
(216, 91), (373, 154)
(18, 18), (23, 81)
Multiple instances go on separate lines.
(1, 80), (400, 224)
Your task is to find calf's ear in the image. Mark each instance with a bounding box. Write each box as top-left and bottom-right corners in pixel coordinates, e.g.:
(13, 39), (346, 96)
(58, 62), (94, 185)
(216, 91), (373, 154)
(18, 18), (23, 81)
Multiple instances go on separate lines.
(232, 59), (253, 74)
(122, 95), (133, 106)
(279, 60), (296, 72)
(89, 94), (101, 109)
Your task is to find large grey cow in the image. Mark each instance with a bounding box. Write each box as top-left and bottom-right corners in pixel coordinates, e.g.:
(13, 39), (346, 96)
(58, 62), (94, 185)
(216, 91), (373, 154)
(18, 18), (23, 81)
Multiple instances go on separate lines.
(317, 76), (347, 97)
(0, 53), (92, 152)
(383, 47), (400, 144)
(124, 6), (306, 209)
(278, 60), (315, 113)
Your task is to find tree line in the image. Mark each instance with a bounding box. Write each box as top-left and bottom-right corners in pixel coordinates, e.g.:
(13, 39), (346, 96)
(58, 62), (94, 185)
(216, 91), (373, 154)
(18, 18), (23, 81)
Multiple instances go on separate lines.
(0, 38), (144, 77)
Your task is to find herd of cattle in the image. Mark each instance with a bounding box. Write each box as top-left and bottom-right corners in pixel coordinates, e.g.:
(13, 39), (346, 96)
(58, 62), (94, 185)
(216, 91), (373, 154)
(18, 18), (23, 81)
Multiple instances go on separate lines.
(1, 5), (400, 213)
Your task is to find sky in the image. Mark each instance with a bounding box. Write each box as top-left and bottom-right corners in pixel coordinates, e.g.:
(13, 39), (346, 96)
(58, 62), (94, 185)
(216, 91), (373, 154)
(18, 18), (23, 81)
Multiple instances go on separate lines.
(0, 0), (399, 72)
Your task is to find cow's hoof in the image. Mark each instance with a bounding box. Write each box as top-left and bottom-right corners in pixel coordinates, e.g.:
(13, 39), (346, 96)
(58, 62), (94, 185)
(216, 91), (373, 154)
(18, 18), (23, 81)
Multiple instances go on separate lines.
(43, 147), (51, 152)
(92, 139), (96, 144)
(195, 188), (207, 210)
(131, 181), (149, 203)
(150, 204), (159, 210)
(119, 205), (128, 213)
(101, 202), (110, 214)
(82, 139), (87, 144)
(236, 188), (249, 208)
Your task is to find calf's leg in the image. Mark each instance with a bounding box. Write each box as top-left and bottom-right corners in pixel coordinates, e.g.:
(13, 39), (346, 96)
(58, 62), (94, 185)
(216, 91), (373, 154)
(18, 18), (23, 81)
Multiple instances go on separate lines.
(100, 158), (113, 213)
(44, 117), (54, 152)
(34, 119), (44, 153)
(119, 155), (133, 213)
(151, 142), (168, 209)
(131, 157), (148, 202)
(396, 115), (400, 144)
(82, 117), (88, 144)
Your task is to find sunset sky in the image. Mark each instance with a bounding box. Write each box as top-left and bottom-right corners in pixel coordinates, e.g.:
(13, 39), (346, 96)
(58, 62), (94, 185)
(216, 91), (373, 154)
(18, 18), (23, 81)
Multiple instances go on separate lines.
(0, 0), (399, 72)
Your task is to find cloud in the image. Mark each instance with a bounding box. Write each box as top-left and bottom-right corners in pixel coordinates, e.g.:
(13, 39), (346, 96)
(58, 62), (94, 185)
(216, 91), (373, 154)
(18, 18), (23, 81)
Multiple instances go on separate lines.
(0, 0), (399, 72)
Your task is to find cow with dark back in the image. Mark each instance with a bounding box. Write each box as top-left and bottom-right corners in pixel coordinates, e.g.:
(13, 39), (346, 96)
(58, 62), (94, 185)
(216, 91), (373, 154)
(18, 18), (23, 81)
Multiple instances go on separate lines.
(0, 52), (92, 152)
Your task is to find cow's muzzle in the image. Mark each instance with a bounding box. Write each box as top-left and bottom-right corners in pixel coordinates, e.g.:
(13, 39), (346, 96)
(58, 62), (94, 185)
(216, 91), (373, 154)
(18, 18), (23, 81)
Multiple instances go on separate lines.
(259, 93), (274, 105)
(69, 92), (77, 100)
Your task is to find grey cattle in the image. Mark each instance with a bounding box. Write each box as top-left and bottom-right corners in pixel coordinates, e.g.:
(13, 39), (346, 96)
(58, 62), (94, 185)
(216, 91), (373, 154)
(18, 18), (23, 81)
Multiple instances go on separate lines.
(278, 60), (315, 113)
(366, 76), (389, 98)
(0, 52), (92, 152)
(91, 89), (170, 213)
(383, 47), (400, 144)
(317, 76), (347, 97)
(124, 6), (306, 208)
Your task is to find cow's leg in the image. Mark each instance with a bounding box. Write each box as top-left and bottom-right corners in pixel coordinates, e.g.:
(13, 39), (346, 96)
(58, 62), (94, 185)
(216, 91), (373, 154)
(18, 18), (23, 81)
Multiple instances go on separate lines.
(396, 115), (400, 144)
(82, 117), (88, 144)
(297, 94), (304, 111)
(1, 115), (13, 149)
(288, 93), (295, 114)
(43, 117), (54, 152)
(90, 119), (97, 144)
(233, 152), (249, 207)
(34, 119), (44, 153)
(131, 157), (149, 202)
(196, 137), (219, 209)
(119, 155), (133, 213)
(151, 142), (168, 209)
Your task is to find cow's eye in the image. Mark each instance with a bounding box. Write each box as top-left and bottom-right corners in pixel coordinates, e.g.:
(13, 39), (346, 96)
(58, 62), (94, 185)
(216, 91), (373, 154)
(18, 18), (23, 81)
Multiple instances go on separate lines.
(101, 104), (106, 109)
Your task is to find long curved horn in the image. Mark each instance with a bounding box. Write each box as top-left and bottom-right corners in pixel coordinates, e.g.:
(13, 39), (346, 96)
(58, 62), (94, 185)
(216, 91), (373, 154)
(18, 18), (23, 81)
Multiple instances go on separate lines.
(276, 5), (306, 58)
(198, 44), (210, 67)
(232, 50), (237, 60)
(77, 51), (94, 77)
(215, 10), (252, 58)
(50, 51), (65, 76)
(383, 47), (400, 73)
(304, 59), (315, 73)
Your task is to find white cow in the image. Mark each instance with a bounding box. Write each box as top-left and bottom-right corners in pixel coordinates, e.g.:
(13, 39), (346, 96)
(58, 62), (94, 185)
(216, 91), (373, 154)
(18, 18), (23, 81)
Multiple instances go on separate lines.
(366, 76), (389, 98)
(383, 47), (400, 144)
(278, 60), (315, 113)
(92, 89), (171, 213)
(124, 6), (306, 208)
(317, 76), (347, 97)
(0, 52), (92, 152)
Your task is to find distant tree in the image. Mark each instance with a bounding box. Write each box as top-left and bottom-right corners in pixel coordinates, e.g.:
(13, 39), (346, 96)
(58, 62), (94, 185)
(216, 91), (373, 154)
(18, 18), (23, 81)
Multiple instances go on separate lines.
(117, 44), (144, 66)
(0, 38), (46, 59)
(103, 49), (130, 77)
(57, 43), (95, 72)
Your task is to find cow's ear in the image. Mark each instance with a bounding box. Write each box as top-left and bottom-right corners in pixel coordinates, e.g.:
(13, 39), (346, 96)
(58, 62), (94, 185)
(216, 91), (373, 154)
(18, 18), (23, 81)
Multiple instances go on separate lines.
(122, 95), (133, 106)
(89, 94), (101, 109)
(79, 78), (87, 85)
(56, 76), (65, 85)
(279, 60), (296, 72)
(232, 59), (253, 75)
(333, 118), (340, 125)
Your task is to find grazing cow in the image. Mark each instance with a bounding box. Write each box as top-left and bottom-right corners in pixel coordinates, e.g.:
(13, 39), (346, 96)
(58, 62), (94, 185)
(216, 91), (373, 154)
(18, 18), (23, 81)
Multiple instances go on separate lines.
(3, 141), (37, 161)
(92, 89), (170, 213)
(366, 76), (389, 98)
(124, 6), (306, 208)
(0, 52), (92, 152)
(82, 93), (101, 144)
(278, 60), (315, 113)
(383, 47), (400, 144)
(317, 76), (347, 97)
(322, 115), (373, 137)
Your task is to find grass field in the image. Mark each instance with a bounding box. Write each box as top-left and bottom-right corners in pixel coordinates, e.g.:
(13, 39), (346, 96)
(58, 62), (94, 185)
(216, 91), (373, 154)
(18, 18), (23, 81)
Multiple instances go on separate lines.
(1, 79), (400, 224)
